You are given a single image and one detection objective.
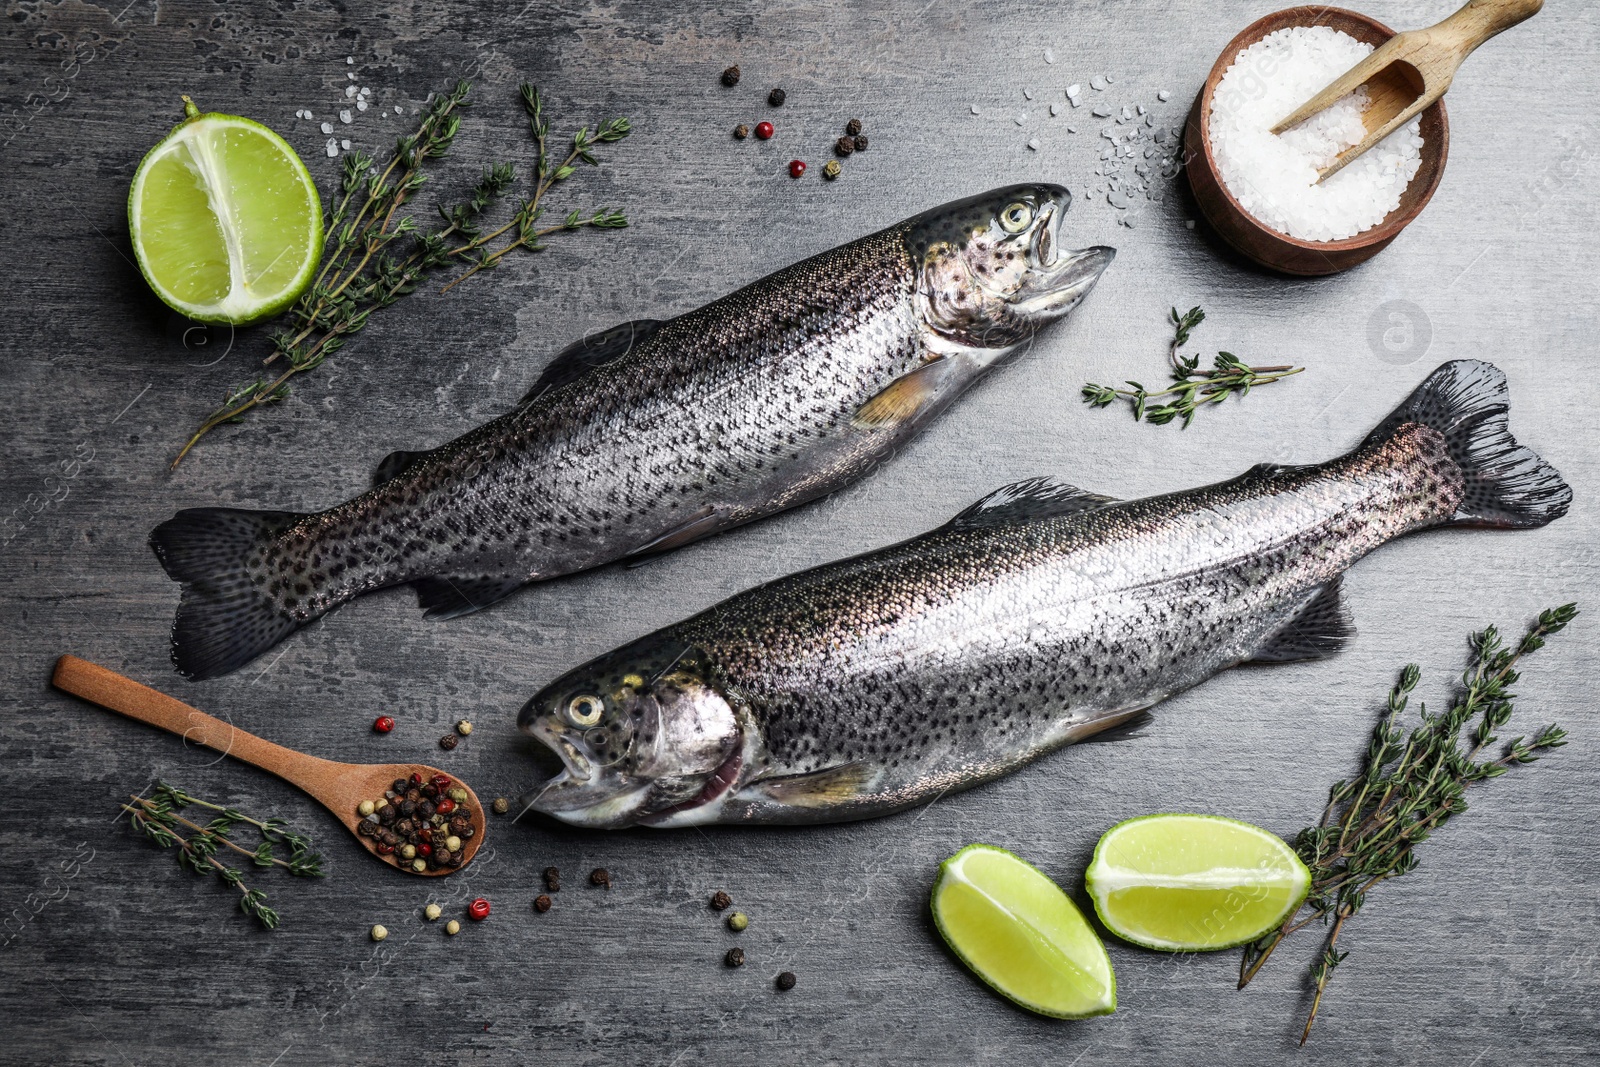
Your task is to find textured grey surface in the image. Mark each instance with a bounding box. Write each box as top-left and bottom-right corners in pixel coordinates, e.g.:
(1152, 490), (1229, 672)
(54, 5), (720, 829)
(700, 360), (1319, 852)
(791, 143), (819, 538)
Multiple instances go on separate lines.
(1, 1), (1596, 1063)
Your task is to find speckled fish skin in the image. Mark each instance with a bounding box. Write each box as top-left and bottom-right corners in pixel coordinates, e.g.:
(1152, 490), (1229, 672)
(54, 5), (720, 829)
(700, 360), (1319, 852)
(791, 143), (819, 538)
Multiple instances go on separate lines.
(150, 185), (1114, 679)
(518, 361), (1569, 828)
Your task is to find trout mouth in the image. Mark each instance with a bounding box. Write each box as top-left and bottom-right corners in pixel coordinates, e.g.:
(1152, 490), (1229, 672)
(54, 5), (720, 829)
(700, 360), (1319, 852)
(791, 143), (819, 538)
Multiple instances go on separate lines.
(1016, 243), (1115, 316)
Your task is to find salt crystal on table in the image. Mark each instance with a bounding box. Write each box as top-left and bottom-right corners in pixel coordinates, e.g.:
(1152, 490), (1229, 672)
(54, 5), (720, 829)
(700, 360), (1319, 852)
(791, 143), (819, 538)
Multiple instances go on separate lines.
(1067, 125), (1076, 133)
(346, 56), (354, 64)
(357, 99), (368, 111)
(395, 105), (404, 114)
(1092, 106), (1110, 118)
(346, 85), (357, 97)
(1049, 103), (1060, 116)
(1015, 113), (1026, 125)
(970, 104), (980, 115)
(325, 138), (338, 157)
(341, 138), (351, 150)
(347, 72), (356, 81)
(1027, 138), (1040, 151)
(359, 87), (370, 97)
(1157, 89), (1171, 101)
(339, 109), (352, 123)
(1090, 75), (1107, 90)
(1044, 48), (1055, 64)
(1066, 84), (1081, 98)
(321, 121), (333, 134)
(1023, 89), (1034, 100)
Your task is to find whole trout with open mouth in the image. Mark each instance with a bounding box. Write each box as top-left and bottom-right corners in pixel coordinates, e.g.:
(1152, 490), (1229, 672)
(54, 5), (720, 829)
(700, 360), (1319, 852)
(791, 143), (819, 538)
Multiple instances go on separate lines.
(518, 361), (1570, 828)
(151, 185), (1113, 679)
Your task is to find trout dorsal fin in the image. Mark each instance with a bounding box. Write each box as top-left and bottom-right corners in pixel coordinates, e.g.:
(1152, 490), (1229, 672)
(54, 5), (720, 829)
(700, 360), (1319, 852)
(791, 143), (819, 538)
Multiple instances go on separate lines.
(946, 476), (1119, 530)
(373, 448), (428, 486)
(520, 318), (663, 405)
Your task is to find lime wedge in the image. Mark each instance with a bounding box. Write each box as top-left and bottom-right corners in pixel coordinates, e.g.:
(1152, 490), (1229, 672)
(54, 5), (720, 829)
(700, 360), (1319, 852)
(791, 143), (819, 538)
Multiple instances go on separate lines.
(1085, 813), (1311, 952)
(128, 97), (322, 325)
(931, 843), (1115, 1019)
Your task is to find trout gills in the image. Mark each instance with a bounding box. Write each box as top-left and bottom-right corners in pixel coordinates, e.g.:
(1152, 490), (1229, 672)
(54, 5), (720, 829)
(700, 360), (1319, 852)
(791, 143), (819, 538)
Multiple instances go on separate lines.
(517, 361), (1570, 828)
(151, 185), (1113, 679)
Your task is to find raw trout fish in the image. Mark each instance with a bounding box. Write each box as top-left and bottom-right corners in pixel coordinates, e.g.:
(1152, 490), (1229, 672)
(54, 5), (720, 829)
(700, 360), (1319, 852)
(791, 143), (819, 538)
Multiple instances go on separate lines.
(519, 361), (1570, 828)
(151, 186), (1114, 679)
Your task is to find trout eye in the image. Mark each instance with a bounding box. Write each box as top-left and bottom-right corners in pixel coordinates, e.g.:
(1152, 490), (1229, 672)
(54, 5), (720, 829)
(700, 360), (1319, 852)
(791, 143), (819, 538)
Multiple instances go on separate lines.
(566, 694), (604, 727)
(998, 202), (1032, 233)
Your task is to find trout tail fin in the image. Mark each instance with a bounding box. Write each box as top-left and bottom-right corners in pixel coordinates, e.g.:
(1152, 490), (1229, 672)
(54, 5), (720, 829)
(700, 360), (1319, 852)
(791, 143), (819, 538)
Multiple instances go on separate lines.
(149, 507), (308, 680)
(1364, 360), (1571, 529)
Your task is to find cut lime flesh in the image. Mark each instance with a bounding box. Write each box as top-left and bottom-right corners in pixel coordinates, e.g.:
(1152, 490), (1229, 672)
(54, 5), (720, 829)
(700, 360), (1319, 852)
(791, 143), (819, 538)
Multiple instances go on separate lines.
(1085, 813), (1311, 952)
(129, 107), (322, 324)
(931, 843), (1115, 1019)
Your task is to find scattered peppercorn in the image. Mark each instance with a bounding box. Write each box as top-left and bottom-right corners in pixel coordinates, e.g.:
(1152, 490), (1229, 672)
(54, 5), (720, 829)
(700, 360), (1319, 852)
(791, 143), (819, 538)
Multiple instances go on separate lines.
(845, 118), (862, 137)
(445, 919), (461, 935)
(544, 867), (561, 892)
(710, 890), (732, 911)
(767, 87), (786, 107)
(721, 65), (740, 87)
(492, 797), (510, 815)
(439, 733), (459, 751)
(370, 924), (388, 941)
(853, 134), (868, 152)
(373, 715), (395, 733)
(725, 947), (745, 968)
(727, 911), (749, 932)
(823, 159), (841, 180)
(468, 897), (491, 921)
(733, 124), (750, 140)
(455, 720), (473, 736)
(776, 971), (797, 991)
(424, 903), (442, 921)
(534, 894), (552, 913)
(754, 121), (774, 140)
(590, 868), (612, 889)
(834, 136), (855, 157)
(788, 159), (806, 178)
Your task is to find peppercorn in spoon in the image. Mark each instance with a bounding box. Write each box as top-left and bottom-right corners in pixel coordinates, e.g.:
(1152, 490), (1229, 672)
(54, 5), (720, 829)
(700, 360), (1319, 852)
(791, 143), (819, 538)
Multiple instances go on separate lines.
(52, 655), (486, 877)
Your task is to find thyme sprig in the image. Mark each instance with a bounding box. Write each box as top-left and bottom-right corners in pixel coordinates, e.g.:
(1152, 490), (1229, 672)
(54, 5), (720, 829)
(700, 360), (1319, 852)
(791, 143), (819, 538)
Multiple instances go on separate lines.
(123, 780), (327, 930)
(171, 81), (631, 467)
(1239, 604), (1577, 1045)
(1082, 306), (1303, 427)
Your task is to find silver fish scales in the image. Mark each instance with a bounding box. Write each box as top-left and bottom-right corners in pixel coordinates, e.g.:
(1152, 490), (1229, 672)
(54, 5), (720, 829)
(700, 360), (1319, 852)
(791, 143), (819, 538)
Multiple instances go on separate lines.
(518, 361), (1569, 828)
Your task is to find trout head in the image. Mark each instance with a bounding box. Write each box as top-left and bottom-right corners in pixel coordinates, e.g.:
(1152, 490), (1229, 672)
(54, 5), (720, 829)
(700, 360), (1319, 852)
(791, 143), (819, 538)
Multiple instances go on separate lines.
(907, 183), (1114, 350)
(516, 638), (747, 828)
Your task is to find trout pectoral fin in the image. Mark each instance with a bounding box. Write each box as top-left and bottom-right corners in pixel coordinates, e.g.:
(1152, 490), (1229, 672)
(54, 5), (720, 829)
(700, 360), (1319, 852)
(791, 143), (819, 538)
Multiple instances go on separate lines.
(748, 761), (876, 808)
(1247, 578), (1355, 663)
(852, 359), (951, 429)
(413, 574), (528, 620)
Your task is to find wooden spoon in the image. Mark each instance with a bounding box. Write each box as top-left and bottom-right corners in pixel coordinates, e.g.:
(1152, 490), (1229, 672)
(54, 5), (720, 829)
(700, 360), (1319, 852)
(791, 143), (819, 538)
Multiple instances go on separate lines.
(52, 655), (486, 877)
(1270, 0), (1542, 182)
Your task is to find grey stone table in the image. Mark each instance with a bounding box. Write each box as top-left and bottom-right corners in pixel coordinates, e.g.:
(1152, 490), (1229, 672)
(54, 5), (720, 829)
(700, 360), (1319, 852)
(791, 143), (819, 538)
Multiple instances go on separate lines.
(2, 1), (1596, 1063)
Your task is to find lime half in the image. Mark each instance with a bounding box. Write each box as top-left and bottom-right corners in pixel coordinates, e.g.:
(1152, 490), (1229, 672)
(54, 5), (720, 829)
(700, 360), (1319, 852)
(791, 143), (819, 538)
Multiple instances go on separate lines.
(1085, 813), (1311, 952)
(128, 97), (322, 324)
(931, 843), (1115, 1019)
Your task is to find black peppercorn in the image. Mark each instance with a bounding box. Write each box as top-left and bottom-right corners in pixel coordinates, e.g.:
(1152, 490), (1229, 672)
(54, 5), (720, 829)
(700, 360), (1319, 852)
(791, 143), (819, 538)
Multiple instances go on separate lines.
(853, 134), (868, 152)
(725, 947), (745, 968)
(448, 814), (470, 835)
(733, 124), (750, 140)
(767, 87), (785, 107)
(380, 830), (400, 847)
(459, 823), (476, 838)
(776, 971), (797, 991)
(834, 136), (855, 157)
(421, 783), (438, 799)
(590, 868), (612, 889)
(721, 65), (740, 87)
(399, 799), (417, 817)
(439, 733), (459, 751)
(377, 806), (397, 826)
(534, 894), (552, 912)
(710, 890), (732, 911)
(544, 866), (561, 892)
(845, 118), (862, 137)
(392, 778), (409, 794)
(405, 788), (422, 802)
(357, 819), (377, 837)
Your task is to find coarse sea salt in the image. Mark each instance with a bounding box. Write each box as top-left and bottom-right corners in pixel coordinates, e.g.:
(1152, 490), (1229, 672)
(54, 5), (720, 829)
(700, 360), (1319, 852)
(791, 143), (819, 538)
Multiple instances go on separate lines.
(1209, 25), (1423, 242)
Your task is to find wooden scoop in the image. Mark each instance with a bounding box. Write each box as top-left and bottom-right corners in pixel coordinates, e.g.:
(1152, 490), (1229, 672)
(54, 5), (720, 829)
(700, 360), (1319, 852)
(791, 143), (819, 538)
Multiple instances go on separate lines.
(52, 655), (487, 877)
(1271, 0), (1542, 182)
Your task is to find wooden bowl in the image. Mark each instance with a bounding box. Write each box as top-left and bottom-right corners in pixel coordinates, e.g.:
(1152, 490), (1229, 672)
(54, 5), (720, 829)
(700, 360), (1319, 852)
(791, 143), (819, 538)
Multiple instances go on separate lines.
(1184, 6), (1449, 276)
